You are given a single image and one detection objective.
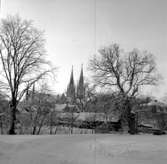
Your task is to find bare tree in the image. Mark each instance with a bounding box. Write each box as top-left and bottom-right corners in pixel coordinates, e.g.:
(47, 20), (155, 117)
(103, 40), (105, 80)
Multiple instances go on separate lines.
(89, 44), (160, 134)
(0, 15), (55, 134)
(22, 82), (56, 135)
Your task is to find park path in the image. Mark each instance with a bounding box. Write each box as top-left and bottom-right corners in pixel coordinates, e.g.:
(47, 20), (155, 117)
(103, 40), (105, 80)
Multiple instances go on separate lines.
(0, 134), (100, 164)
(0, 134), (167, 164)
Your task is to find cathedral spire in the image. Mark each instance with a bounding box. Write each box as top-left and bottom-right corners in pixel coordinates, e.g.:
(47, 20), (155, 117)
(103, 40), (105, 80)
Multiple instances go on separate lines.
(79, 64), (83, 84)
(67, 66), (75, 103)
(70, 65), (74, 85)
(77, 64), (85, 99)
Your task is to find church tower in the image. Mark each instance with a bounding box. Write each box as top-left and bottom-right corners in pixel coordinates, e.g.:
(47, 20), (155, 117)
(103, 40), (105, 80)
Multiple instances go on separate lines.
(77, 64), (85, 99)
(66, 66), (75, 103)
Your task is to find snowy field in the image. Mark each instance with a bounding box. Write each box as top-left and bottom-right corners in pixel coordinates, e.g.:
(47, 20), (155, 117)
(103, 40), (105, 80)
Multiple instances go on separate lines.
(0, 134), (167, 164)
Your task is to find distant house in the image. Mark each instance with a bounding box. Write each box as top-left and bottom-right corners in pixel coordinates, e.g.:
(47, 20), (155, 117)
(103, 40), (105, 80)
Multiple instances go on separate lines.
(54, 103), (120, 123)
(54, 104), (67, 112)
(136, 100), (167, 129)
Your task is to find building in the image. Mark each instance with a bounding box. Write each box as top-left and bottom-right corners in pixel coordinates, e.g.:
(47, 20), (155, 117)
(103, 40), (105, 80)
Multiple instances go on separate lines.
(66, 65), (85, 105)
(137, 100), (167, 130)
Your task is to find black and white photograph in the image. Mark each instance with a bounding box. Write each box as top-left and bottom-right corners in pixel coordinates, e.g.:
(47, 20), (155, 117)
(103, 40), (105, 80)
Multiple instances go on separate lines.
(0, 0), (167, 163)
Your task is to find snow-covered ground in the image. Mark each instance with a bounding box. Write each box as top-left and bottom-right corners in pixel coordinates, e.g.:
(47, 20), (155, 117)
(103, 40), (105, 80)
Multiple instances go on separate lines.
(0, 134), (167, 164)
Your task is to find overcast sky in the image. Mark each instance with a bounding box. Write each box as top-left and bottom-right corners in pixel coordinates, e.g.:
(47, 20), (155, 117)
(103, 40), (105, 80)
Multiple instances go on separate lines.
(1, 0), (167, 98)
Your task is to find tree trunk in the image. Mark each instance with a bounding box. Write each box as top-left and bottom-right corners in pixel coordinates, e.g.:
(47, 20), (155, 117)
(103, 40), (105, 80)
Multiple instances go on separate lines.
(32, 113), (38, 135)
(32, 126), (37, 135)
(50, 112), (53, 134)
(125, 98), (137, 134)
(37, 116), (46, 135)
(128, 113), (136, 134)
(8, 99), (17, 135)
(54, 126), (58, 134)
(0, 117), (3, 134)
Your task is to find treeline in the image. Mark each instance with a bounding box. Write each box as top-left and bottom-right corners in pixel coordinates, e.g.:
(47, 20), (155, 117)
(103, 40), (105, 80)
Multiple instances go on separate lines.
(0, 85), (154, 135)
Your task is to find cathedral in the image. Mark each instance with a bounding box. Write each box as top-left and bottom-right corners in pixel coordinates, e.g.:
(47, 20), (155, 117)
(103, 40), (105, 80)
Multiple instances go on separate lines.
(66, 65), (85, 104)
